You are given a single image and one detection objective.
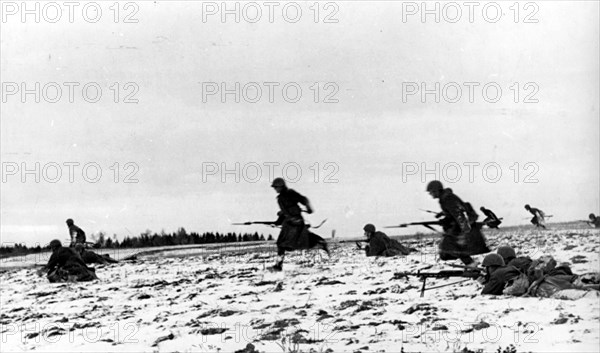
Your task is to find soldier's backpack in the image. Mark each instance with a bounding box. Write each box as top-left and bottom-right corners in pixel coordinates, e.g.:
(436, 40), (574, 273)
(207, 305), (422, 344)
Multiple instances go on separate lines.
(503, 273), (530, 296)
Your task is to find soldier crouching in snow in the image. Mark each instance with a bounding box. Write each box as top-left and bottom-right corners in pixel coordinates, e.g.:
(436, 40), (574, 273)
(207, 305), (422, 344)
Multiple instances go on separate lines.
(587, 213), (600, 228)
(426, 180), (490, 268)
(268, 178), (329, 272)
(361, 223), (412, 257)
(41, 240), (98, 282)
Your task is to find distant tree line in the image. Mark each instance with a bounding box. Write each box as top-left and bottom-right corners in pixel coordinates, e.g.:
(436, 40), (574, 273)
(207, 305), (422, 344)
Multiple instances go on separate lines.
(0, 228), (274, 257)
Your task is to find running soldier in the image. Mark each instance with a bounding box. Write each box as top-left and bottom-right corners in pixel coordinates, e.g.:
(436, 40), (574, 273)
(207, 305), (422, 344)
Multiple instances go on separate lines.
(66, 218), (86, 246)
(269, 178), (329, 271)
(524, 205), (546, 229)
(426, 180), (490, 268)
(480, 206), (502, 229)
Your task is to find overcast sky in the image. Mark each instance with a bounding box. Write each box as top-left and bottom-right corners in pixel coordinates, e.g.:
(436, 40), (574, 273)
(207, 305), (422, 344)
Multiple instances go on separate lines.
(1, 1), (598, 246)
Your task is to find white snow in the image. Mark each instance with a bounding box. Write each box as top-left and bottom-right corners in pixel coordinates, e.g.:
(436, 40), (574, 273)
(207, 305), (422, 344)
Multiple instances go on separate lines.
(1, 228), (598, 353)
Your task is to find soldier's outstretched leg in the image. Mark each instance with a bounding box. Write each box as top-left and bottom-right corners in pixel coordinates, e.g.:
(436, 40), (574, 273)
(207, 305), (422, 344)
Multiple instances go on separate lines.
(268, 248), (285, 272)
(308, 232), (330, 256)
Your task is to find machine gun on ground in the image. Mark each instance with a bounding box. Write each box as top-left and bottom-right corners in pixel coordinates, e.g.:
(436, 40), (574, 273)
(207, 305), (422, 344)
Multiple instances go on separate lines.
(394, 267), (484, 297)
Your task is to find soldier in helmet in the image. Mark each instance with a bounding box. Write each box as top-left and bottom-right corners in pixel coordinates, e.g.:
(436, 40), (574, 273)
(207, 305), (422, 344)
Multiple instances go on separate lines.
(66, 218), (86, 246)
(426, 180), (490, 268)
(524, 205), (546, 229)
(43, 240), (98, 282)
(480, 206), (502, 229)
(269, 178), (329, 271)
(361, 224), (412, 257)
(587, 213), (600, 228)
(496, 245), (532, 274)
(480, 253), (521, 295)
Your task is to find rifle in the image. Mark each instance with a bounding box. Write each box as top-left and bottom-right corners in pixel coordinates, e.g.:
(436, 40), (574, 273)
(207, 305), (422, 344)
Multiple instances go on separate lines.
(523, 215), (553, 220)
(384, 221), (442, 232)
(577, 220), (594, 226)
(394, 268), (483, 297)
(232, 221), (277, 226)
(419, 209), (442, 217)
(232, 218), (327, 229)
(338, 238), (369, 244)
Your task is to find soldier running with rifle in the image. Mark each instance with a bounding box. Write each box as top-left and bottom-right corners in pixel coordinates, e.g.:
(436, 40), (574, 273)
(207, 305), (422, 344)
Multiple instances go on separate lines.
(480, 206), (502, 229)
(524, 204), (547, 229)
(389, 181), (490, 268)
(234, 178), (329, 272)
(388, 181), (489, 267)
(268, 178), (329, 271)
(425, 181), (490, 267)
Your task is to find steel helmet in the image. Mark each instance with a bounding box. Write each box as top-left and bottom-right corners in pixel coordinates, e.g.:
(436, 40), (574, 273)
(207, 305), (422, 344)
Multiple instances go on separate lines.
(271, 178), (286, 187)
(49, 239), (62, 250)
(497, 246), (516, 261)
(482, 253), (505, 267)
(426, 180), (443, 192)
(66, 218), (74, 225)
(363, 224), (376, 233)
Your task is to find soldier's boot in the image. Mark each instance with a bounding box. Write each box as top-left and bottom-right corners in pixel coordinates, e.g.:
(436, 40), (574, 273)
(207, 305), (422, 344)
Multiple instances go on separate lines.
(322, 242), (330, 257)
(461, 256), (477, 269)
(268, 255), (284, 272)
(268, 263), (282, 272)
(465, 260), (480, 269)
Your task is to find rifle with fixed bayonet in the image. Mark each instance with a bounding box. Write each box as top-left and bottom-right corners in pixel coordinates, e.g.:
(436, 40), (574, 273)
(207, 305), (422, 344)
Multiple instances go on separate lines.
(419, 209), (443, 217)
(384, 220), (444, 232)
(394, 267), (484, 297)
(232, 221), (277, 226)
(232, 218), (328, 229)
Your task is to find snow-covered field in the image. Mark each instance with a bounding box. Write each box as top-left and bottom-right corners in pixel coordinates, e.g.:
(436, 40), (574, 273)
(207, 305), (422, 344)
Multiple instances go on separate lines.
(1, 227), (599, 353)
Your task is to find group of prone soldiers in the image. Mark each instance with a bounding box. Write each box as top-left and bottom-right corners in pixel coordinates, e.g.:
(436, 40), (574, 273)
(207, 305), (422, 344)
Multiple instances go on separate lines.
(38, 219), (118, 282)
(480, 246), (599, 298)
